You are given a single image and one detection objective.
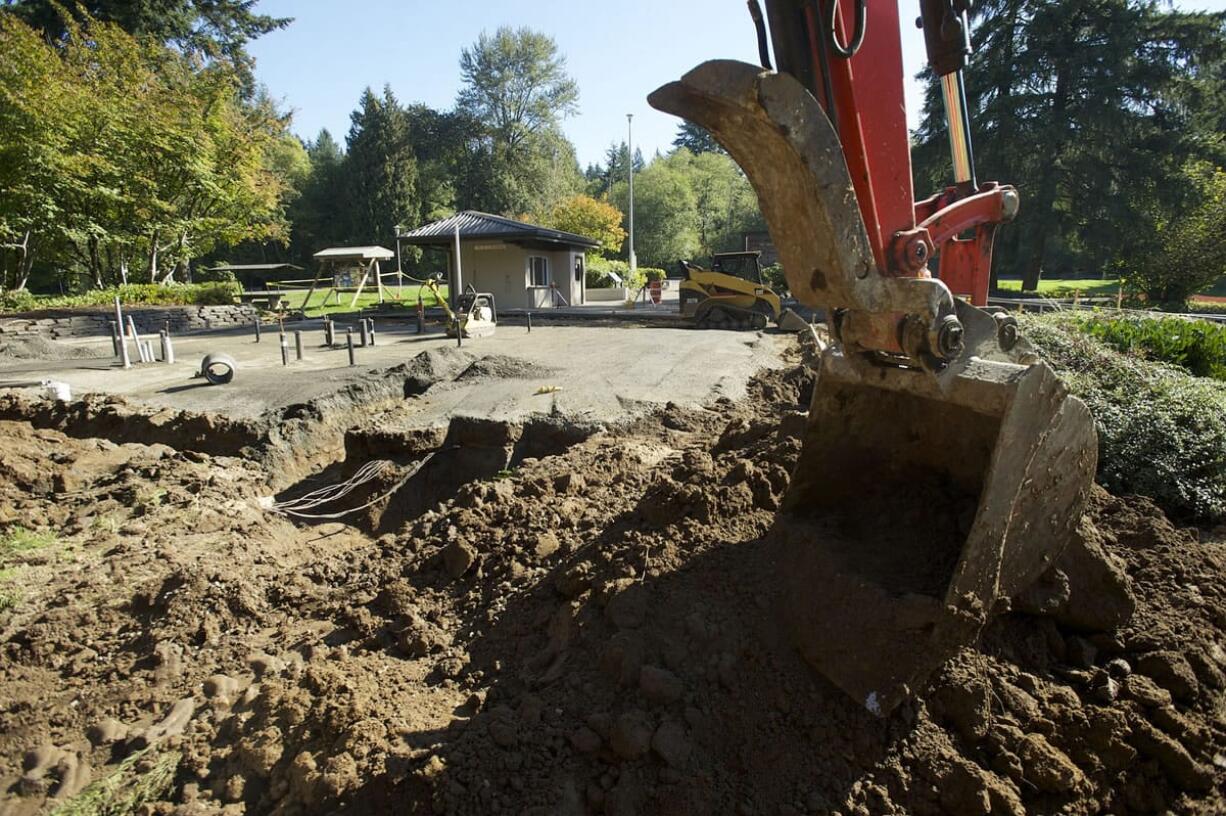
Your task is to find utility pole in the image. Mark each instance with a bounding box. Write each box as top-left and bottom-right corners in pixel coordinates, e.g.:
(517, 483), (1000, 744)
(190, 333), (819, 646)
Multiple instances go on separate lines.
(627, 113), (636, 274)
(394, 223), (405, 297)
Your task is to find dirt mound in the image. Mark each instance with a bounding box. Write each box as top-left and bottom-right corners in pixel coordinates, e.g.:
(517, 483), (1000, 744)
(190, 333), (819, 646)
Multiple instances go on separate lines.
(456, 354), (558, 382)
(401, 347), (476, 396)
(0, 363), (1224, 815)
(0, 335), (105, 361)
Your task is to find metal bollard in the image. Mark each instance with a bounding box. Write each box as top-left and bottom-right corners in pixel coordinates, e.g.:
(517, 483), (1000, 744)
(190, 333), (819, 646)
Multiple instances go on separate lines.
(113, 297), (131, 369)
(417, 312), (424, 334)
(324, 317), (334, 348)
(294, 331), (303, 361)
(255, 316), (262, 343)
(109, 320), (120, 357)
(159, 330), (175, 365)
(346, 328), (356, 366)
(359, 320), (368, 348)
(126, 316), (146, 363)
(527, 312), (532, 333)
(280, 334), (289, 366)
(367, 318), (376, 346)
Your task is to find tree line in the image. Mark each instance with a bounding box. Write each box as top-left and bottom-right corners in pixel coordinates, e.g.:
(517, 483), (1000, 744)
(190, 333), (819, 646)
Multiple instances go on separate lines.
(0, 4), (762, 291)
(912, 0), (1226, 303)
(2, 0), (1224, 304)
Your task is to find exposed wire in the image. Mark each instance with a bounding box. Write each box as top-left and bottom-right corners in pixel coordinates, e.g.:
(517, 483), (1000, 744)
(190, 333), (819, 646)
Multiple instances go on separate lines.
(269, 453), (438, 520)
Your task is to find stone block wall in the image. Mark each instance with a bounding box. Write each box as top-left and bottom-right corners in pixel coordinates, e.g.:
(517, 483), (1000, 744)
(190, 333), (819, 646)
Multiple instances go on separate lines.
(0, 305), (260, 338)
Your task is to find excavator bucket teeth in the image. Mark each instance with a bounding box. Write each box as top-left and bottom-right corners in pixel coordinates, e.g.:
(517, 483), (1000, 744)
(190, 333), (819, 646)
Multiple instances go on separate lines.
(651, 62), (1099, 713)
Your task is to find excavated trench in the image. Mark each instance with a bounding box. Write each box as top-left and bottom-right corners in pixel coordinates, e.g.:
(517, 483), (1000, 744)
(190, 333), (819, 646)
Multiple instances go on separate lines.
(0, 346), (605, 502)
(2, 350), (1226, 816)
(274, 412), (606, 535)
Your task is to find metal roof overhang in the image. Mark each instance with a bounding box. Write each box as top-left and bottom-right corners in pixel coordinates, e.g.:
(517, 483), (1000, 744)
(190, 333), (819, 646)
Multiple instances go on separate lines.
(313, 246), (395, 262)
(400, 232), (597, 250)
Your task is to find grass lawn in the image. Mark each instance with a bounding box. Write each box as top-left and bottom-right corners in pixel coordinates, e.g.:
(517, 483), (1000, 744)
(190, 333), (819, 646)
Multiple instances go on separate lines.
(995, 278), (1122, 297)
(281, 284), (448, 317)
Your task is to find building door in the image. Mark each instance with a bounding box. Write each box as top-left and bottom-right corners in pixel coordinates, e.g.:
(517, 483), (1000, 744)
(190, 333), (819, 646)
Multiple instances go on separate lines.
(574, 254), (584, 305)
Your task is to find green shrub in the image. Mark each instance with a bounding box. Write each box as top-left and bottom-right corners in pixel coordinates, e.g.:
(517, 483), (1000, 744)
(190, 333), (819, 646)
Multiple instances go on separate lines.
(1069, 312), (1226, 381)
(1021, 312), (1226, 521)
(761, 263), (787, 294)
(1187, 301), (1226, 317)
(0, 289), (37, 312)
(583, 257), (662, 291)
(585, 257), (630, 289)
(0, 282), (241, 313)
(193, 266), (238, 284)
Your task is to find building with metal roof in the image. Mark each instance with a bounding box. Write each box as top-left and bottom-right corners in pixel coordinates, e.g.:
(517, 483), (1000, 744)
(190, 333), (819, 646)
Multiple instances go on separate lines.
(399, 212), (599, 310)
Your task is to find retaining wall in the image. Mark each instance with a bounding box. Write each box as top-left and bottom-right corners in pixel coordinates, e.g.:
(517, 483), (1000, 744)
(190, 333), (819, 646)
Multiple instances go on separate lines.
(0, 304), (259, 338)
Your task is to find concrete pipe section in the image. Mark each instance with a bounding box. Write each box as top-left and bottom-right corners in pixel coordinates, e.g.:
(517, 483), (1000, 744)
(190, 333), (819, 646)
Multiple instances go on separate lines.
(201, 352), (237, 385)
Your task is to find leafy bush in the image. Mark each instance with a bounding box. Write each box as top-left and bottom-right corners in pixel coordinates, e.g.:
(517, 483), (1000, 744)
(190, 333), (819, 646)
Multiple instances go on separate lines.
(585, 257), (630, 289)
(0, 282), (241, 313)
(1069, 312), (1226, 381)
(761, 263), (787, 294)
(0, 290), (38, 312)
(1187, 301), (1226, 317)
(193, 266), (238, 284)
(1021, 312), (1226, 521)
(641, 267), (667, 283)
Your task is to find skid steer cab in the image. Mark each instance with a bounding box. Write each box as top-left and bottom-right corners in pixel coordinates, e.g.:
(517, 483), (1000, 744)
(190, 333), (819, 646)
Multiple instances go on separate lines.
(679, 251), (783, 330)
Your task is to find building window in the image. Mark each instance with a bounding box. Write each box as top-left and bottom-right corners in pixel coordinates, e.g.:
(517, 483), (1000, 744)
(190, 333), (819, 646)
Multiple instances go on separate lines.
(528, 256), (549, 287)
(574, 254), (583, 283)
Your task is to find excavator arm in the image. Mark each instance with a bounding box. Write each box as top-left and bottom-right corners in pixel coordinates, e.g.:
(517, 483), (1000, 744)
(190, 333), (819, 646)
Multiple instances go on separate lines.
(649, 0), (1098, 713)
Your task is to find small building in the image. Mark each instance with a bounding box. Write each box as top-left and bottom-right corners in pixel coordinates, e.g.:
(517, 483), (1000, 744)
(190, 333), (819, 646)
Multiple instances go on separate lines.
(399, 211), (599, 310)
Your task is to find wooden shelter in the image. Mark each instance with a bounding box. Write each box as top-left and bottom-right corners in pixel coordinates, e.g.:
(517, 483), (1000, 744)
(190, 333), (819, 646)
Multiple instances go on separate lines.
(301, 246), (396, 311)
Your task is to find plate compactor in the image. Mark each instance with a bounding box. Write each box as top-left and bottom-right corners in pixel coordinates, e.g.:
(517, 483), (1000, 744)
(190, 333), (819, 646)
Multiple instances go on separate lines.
(650, 0), (1097, 713)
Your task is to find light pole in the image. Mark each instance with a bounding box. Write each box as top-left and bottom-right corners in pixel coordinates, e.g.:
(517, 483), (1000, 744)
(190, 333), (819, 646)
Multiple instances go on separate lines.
(627, 113), (636, 274)
(394, 223), (405, 297)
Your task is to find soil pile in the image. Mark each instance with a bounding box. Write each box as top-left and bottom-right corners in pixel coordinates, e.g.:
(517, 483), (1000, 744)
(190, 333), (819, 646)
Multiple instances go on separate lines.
(0, 363), (1223, 815)
(455, 354), (558, 381)
(0, 335), (106, 361)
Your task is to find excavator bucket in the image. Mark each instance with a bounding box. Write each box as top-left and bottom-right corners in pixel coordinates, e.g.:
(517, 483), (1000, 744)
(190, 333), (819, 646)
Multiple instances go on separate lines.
(650, 61), (1098, 713)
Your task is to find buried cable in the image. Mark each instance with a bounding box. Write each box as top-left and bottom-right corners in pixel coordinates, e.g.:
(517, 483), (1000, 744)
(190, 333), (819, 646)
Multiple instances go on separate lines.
(265, 452), (442, 520)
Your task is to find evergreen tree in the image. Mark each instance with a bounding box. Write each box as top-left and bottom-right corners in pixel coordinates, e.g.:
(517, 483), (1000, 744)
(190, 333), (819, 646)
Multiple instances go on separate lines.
(912, 0), (1226, 290)
(345, 87), (418, 247)
(4, 0), (289, 86)
(286, 129), (346, 262)
(673, 121), (725, 155)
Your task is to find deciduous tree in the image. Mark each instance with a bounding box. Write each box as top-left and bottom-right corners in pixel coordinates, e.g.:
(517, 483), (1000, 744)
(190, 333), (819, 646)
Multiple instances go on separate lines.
(537, 195), (626, 258)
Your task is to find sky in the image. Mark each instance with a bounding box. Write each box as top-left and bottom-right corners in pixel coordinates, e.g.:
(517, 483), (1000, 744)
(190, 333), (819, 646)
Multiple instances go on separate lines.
(247, 0), (1226, 169)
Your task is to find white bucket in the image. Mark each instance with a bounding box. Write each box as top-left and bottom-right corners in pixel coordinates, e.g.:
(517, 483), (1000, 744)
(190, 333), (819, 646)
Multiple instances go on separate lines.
(42, 380), (71, 402)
